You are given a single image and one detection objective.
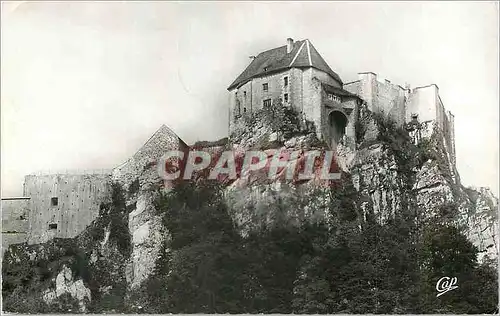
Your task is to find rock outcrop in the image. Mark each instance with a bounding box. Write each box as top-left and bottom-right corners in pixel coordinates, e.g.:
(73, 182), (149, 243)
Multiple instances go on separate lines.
(2, 104), (497, 313)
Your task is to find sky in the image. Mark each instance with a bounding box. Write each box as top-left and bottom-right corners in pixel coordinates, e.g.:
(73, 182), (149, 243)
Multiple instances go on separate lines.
(1, 1), (499, 196)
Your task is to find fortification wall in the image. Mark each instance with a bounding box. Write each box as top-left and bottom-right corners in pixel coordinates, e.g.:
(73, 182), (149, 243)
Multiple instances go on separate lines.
(1, 197), (30, 257)
(24, 174), (112, 244)
(355, 73), (407, 126)
(375, 79), (406, 126)
(113, 125), (189, 191)
(405, 85), (438, 123)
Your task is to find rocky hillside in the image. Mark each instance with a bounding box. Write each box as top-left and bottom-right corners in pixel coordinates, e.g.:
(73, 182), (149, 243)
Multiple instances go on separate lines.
(2, 102), (498, 313)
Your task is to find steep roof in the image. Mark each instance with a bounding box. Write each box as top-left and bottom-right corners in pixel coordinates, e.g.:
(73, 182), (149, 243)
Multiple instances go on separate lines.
(228, 39), (342, 90)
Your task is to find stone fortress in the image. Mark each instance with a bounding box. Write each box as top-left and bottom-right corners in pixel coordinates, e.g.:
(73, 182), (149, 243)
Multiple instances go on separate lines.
(228, 38), (455, 164)
(2, 38), (457, 253)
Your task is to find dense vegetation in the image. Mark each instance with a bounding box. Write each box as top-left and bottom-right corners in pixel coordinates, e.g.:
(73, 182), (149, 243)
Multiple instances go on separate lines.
(2, 183), (131, 314)
(3, 106), (498, 314)
(130, 179), (498, 314)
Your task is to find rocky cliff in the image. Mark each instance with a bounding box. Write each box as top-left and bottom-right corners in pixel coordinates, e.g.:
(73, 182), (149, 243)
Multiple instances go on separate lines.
(2, 103), (498, 313)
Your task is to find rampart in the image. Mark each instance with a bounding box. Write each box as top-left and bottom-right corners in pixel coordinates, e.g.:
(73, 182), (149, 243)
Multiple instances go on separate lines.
(344, 72), (456, 166)
(24, 173), (112, 244)
(1, 197), (30, 257)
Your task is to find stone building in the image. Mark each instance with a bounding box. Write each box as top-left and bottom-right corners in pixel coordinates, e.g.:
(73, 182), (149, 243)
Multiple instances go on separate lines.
(23, 173), (113, 244)
(2, 125), (187, 248)
(227, 38), (362, 149)
(228, 38), (456, 165)
(344, 73), (456, 165)
(1, 197), (30, 256)
(2, 38), (458, 250)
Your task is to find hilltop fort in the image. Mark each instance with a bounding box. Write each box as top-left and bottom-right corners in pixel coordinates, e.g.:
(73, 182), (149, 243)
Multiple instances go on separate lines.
(0, 38), (484, 257)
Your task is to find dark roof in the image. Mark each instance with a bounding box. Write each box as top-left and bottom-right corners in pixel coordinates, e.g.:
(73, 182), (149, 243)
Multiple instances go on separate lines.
(228, 39), (343, 90)
(321, 83), (360, 99)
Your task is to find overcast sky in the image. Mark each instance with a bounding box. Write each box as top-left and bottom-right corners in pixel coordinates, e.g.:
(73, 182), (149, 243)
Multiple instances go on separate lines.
(1, 1), (498, 196)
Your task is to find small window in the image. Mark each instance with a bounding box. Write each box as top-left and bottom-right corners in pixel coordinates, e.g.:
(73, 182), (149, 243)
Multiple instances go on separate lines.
(243, 107), (247, 113)
(244, 91), (247, 98)
(49, 223), (57, 230)
(263, 99), (272, 107)
(284, 76), (288, 87)
(263, 83), (268, 92)
(284, 93), (289, 103)
(263, 67), (268, 72)
(51, 197), (58, 206)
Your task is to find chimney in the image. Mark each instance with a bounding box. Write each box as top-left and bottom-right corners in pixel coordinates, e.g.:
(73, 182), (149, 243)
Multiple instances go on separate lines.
(287, 38), (294, 54)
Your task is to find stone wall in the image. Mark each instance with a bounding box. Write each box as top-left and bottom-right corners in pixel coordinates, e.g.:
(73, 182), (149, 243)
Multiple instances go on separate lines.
(113, 124), (189, 191)
(405, 85), (438, 124)
(24, 174), (112, 244)
(229, 67), (340, 137)
(1, 197), (30, 257)
(354, 73), (407, 126)
(229, 69), (293, 131)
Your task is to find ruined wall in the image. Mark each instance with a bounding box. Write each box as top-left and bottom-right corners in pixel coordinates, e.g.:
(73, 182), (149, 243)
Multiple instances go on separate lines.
(2, 197), (30, 256)
(24, 174), (112, 244)
(113, 124), (189, 191)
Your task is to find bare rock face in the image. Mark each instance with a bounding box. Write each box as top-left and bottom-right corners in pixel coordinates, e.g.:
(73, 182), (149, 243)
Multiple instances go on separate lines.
(227, 105), (498, 263)
(461, 187), (499, 261)
(126, 192), (165, 289)
(43, 264), (91, 312)
(2, 108), (497, 313)
(351, 143), (403, 223)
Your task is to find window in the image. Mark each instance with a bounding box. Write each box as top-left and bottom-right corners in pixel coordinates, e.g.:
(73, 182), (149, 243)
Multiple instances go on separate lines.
(243, 107), (247, 113)
(263, 67), (268, 72)
(51, 197), (58, 206)
(263, 99), (272, 107)
(49, 223), (57, 230)
(263, 83), (268, 92)
(244, 91), (247, 98)
(284, 93), (289, 103)
(284, 76), (288, 87)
